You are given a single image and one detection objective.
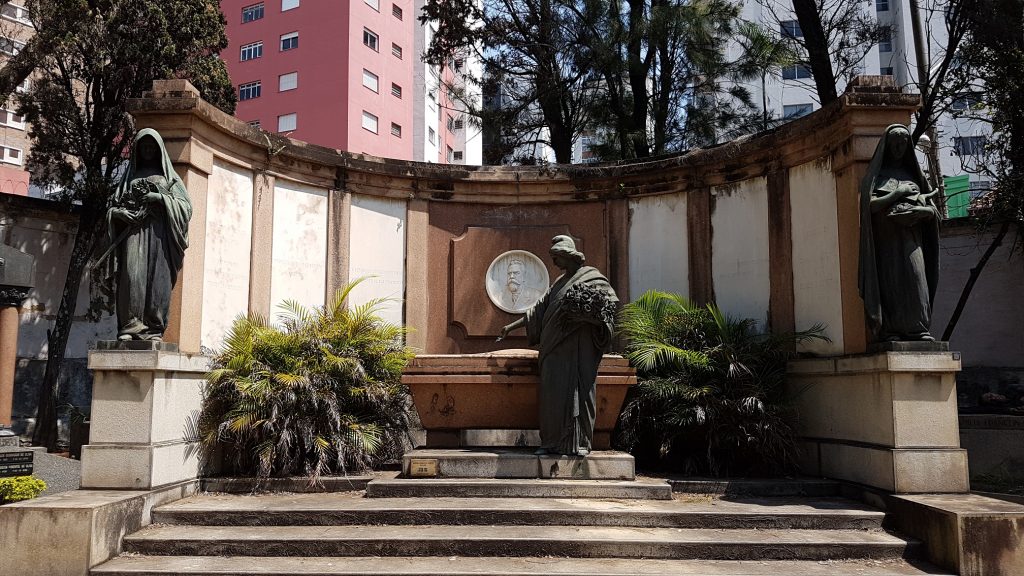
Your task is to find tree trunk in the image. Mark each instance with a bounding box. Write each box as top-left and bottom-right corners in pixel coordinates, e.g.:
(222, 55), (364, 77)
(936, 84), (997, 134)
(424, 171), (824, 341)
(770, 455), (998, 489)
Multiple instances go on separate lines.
(32, 204), (103, 450)
(791, 0), (838, 105)
(941, 221), (1010, 341)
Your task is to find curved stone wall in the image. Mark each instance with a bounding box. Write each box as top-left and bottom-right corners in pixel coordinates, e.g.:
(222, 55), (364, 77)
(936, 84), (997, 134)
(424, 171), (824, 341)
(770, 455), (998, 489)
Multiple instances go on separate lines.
(129, 78), (918, 356)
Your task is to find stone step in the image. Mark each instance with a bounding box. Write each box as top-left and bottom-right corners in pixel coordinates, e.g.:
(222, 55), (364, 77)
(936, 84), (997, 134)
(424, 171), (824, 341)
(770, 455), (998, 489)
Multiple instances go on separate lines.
(364, 478), (673, 499)
(93, 555), (955, 575)
(402, 448), (635, 480)
(122, 524), (918, 560)
(153, 493), (885, 530)
(666, 478), (841, 498)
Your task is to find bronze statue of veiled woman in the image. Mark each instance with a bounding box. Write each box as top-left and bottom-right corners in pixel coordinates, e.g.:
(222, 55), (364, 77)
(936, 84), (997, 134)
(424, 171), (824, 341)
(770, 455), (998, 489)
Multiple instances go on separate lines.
(499, 236), (618, 456)
(105, 129), (192, 341)
(858, 124), (941, 342)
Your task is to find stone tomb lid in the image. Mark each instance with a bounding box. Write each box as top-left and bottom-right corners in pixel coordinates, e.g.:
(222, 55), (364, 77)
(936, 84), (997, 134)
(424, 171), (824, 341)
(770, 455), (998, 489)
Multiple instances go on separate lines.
(0, 242), (34, 289)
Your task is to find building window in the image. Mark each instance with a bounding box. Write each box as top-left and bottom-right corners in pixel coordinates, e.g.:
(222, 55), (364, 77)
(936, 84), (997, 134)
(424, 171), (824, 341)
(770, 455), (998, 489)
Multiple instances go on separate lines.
(279, 72), (298, 91)
(392, 4), (403, 19)
(15, 77), (29, 94)
(876, 0), (889, 11)
(453, 118), (464, 130)
(362, 111), (379, 134)
(391, 43), (402, 59)
(0, 109), (24, 130)
(278, 113), (297, 132)
(280, 32), (298, 51)
(952, 92), (982, 111)
(878, 30), (892, 53)
(781, 64), (812, 80)
(954, 135), (987, 156)
(782, 103), (813, 119)
(0, 37), (25, 56)
(1, 3), (30, 25)
(240, 41), (263, 61)
(391, 122), (402, 137)
(238, 80), (261, 101)
(881, 66), (894, 76)
(428, 127), (436, 144)
(365, 0), (379, 10)
(780, 20), (802, 38)
(281, 0), (299, 11)
(391, 83), (402, 98)
(0, 146), (22, 166)
(248, 120), (261, 129)
(446, 146), (454, 162)
(362, 69), (379, 92)
(453, 150), (464, 162)
(363, 29), (378, 51)
(242, 3), (264, 22)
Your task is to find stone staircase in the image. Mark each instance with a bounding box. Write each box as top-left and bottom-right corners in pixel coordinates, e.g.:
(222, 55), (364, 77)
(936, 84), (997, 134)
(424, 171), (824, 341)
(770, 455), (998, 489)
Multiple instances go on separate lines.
(92, 476), (954, 575)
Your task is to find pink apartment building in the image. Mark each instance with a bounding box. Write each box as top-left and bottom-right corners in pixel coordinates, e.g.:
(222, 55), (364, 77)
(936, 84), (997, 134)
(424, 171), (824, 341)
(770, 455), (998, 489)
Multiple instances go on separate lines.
(221, 0), (415, 160)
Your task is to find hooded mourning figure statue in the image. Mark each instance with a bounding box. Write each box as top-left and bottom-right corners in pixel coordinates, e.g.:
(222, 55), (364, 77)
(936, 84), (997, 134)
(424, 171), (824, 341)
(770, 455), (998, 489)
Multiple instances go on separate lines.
(858, 124), (941, 342)
(499, 235), (618, 456)
(106, 129), (192, 341)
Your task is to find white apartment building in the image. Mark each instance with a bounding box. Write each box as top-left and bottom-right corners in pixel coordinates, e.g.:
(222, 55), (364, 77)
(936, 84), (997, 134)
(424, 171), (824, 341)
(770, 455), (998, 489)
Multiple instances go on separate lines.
(738, 0), (992, 203)
(413, 0), (483, 165)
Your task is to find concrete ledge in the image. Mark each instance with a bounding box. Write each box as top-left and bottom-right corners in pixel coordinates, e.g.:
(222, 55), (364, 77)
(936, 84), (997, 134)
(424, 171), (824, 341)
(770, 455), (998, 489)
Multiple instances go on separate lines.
(0, 480), (197, 576)
(402, 448), (635, 480)
(887, 493), (1024, 576)
(200, 475), (378, 493)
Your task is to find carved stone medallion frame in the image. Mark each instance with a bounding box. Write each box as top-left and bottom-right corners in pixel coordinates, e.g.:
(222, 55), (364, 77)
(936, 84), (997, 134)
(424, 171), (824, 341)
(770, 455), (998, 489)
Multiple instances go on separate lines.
(485, 250), (549, 314)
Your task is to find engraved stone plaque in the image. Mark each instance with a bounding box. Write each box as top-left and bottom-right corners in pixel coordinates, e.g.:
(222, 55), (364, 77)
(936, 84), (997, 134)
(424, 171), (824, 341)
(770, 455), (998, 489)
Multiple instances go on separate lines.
(485, 250), (549, 314)
(409, 458), (439, 477)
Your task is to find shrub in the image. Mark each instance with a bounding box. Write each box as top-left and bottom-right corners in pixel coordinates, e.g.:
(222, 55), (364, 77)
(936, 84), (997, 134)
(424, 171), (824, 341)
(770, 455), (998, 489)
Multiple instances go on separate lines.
(616, 290), (825, 477)
(195, 280), (414, 484)
(0, 476), (47, 504)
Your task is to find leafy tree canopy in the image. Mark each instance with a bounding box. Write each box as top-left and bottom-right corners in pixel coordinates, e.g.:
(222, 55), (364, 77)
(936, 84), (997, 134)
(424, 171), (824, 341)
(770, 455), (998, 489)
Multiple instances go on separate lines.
(0, 0), (236, 450)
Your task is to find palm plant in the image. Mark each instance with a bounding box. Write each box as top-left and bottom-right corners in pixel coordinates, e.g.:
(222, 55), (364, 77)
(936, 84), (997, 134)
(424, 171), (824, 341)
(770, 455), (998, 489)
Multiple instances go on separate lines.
(616, 290), (826, 476)
(195, 279), (414, 485)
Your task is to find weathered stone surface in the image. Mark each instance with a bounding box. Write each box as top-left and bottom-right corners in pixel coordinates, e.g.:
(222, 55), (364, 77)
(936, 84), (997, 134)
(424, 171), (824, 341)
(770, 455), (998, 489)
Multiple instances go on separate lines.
(92, 555), (954, 575)
(200, 475), (378, 494)
(400, 448), (634, 480)
(665, 477), (840, 497)
(152, 492), (885, 530)
(787, 351), (966, 493)
(365, 478), (673, 500)
(0, 481), (197, 576)
(888, 493), (1024, 576)
(122, 524), (919, 560)
(81, 350), (210, 489)
(403, 353), (635, 449)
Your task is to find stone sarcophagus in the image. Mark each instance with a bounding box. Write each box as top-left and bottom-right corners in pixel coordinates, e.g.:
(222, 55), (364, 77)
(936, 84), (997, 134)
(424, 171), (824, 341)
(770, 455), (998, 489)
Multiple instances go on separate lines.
(404, 350), (636, 449)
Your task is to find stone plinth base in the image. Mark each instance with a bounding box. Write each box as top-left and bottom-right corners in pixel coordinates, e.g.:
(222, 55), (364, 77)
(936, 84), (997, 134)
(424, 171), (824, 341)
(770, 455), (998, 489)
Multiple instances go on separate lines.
(80, 347), (210, 490)
(403, 351), (636, 450)
(888, 493), (1024, 576)
(0, 480), (196, 576)
(787, 350), (967, 493)
(403, 448), (635, 480)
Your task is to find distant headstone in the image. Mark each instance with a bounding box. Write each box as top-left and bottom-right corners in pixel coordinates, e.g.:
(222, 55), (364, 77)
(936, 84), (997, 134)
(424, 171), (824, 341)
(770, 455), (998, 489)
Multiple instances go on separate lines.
(0, 450), (33, 477)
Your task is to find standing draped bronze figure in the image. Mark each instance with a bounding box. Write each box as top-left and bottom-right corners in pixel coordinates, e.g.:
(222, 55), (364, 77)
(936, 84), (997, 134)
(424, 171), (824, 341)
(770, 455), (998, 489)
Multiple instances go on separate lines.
(106, 129), (192, 341)
(500, 236), (618, 456)
(858, 124), (941, 342)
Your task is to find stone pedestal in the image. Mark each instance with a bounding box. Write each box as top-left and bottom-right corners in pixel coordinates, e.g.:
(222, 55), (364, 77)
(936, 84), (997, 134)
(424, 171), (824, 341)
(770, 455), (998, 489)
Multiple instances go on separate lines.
(80, 345), (210, 490)
(787, 350), (968, 493)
